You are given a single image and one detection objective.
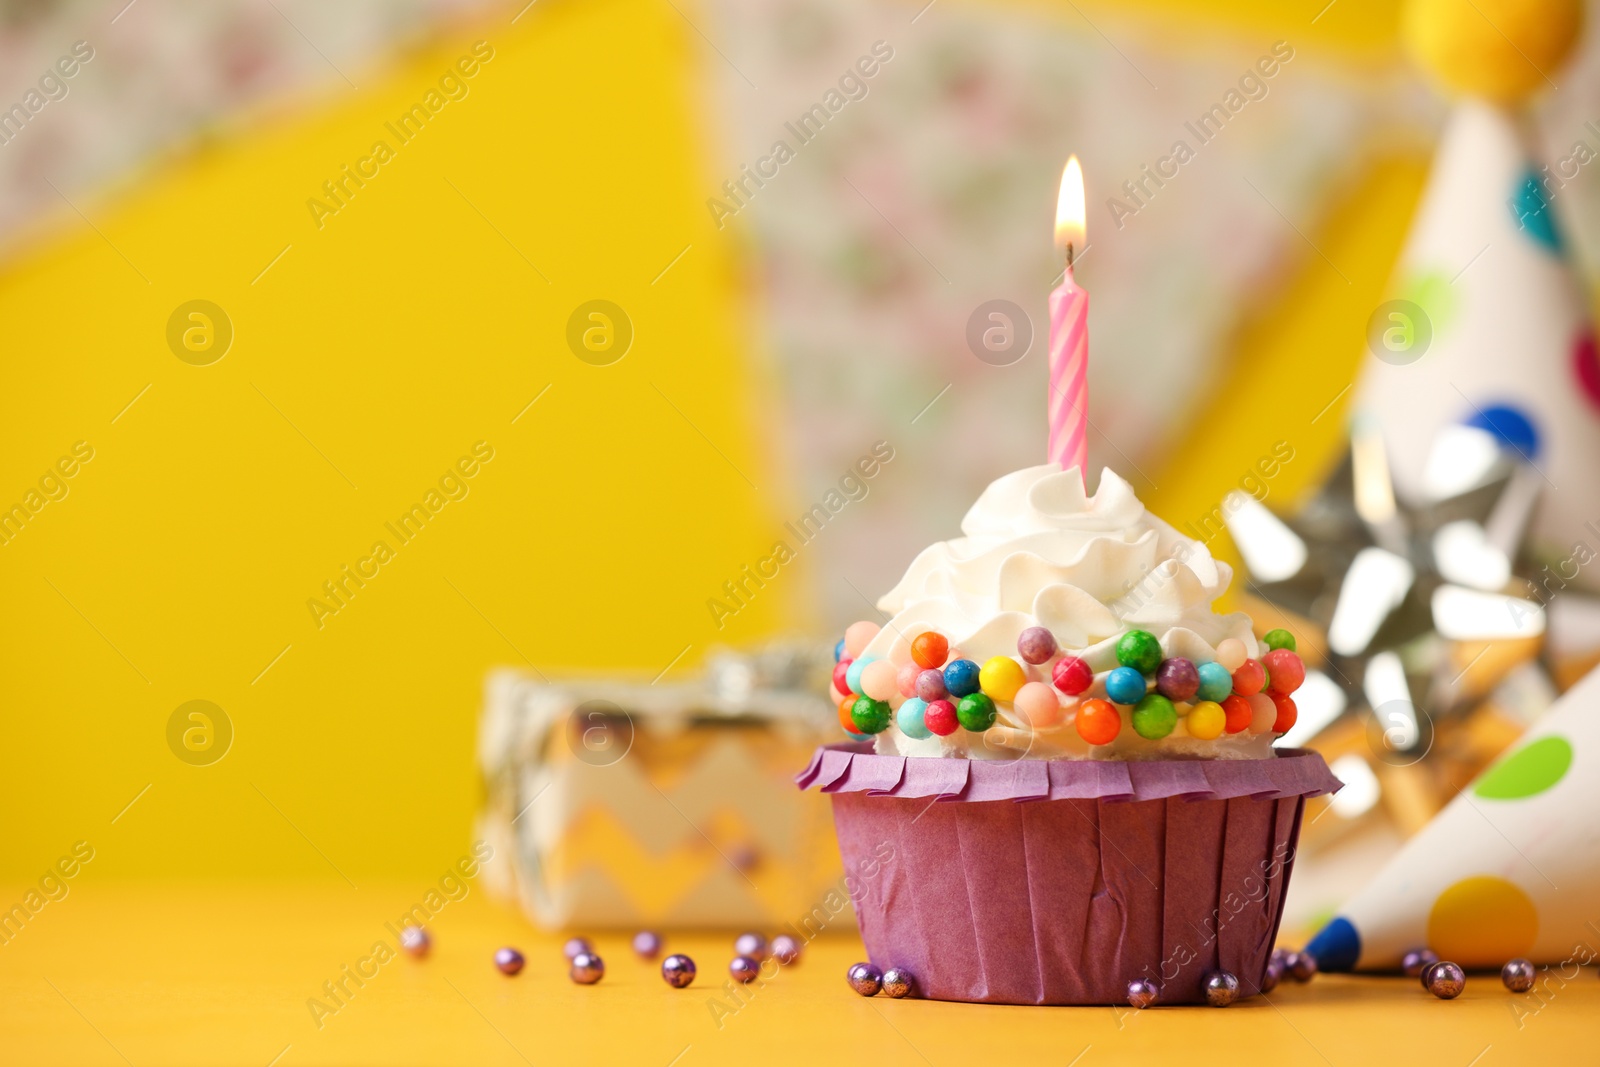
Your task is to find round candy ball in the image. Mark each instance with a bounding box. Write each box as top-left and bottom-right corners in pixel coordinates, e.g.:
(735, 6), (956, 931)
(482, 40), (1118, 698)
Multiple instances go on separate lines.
(896, 698), (933, 739)
(495, 947), (525, 975)
(1013, 682), (1062, 727)
(831, 658), (852, 697)
(881, 968), (915, 998)
(729, 956), (760, 984)
(562, 937), (592, 961)
(632, 931), (662, 960)
(1289, 950), (1317, 982)
(1052, 656), (1094, 696)
(1271, 694), (1298, 734)
(1263, 628), (1296, 652)
(570, 952), (605, 985)
(771, 934), (802, 966)
(1231, 658), (1265, 697)
(911, 632), (949, 670)
(1426, 960), (1466, 1000)
(956, 692), (997, 732)
(661, 954), (697, 988)
(1247, 693), (1278, 733)
(850, 696), (892, 735)
(844, 620), (880, 658)
(838, 696), (867, 738)
(1214, 638), (1248, 671)
(861, 659), (899, 701)
(1016, 626), (1058, 665)
(845, 656), (876, 696)
(1204, 971), (1240, 1007)
(924, 699), (959, 736)
(1075, 698), (1121, 745)
(1132, 694), (1177, 739)
(834, 637), (846, 662)
(1222, 694), (1253, 734)
(400, 925), (430, 958)
(1126, 978), (1160, 1009)
(1501, 958), (1536, 993)
(895, 661), (922, 698)
(1196, 661), (1233, 703)
(1402, 948), (1440, 979)
(1262, 649), (1306, 696)
(846, 962), (883, 997)
(1104, 667), (1147, 706)
(943, 659), (981, 697)
(979, 656), (1027, 701)
(1155, 657), (1199, 702)
(914, 669), (947, 702)
(1116, 630), (1163, 674)
(734, 932), (768, 960)
(1187, 700), (1226, 741)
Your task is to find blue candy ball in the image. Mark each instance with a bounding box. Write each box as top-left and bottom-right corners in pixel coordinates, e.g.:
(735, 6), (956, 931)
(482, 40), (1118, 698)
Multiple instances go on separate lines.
(845, 656), (877, 696)
(1196, 661), (1233, 703)
(896, 697), (932, 740)
(834, 638), (847, 663)
(943, 659), (981, 697)
(1105, 666), (1147, 705)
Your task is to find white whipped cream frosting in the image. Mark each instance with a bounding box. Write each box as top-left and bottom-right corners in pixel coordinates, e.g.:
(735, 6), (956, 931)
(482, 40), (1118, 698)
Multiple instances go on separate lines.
(862, 465), (1274, 760)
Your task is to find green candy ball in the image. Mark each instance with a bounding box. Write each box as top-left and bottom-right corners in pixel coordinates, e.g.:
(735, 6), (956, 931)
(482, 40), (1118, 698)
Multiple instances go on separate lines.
(1263, 628), (1297, 653)
(851, 696), (892, 735)
(1132, 694), (1177, 739)
(956, 692), (997, 732)
(1116, 629), (1163, 674)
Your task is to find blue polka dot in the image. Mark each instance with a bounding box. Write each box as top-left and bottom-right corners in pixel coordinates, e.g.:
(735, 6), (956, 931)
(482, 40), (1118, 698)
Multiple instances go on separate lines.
(1305, 916), (1361, 973)
(1466, 403), (1541, 459)
(1510, 171), (1562, 253)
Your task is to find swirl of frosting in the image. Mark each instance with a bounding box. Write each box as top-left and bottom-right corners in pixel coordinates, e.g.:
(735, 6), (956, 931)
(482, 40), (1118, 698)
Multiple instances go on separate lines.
(861, 465), (1269, 760)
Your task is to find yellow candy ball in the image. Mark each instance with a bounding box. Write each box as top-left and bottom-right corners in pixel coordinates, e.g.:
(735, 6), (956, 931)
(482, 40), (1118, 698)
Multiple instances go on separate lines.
(1404, 0), (1583, 103)
(1188, 700), (1226, 741)
(979, 656), (1027, 702)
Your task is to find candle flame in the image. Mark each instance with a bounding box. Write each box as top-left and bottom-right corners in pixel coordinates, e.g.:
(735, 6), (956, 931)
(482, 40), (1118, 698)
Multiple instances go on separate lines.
(1054, 155), (1086, 255)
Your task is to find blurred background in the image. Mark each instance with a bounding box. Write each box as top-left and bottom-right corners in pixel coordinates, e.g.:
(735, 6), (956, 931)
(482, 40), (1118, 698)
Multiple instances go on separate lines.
(4, 0), (1598, 936)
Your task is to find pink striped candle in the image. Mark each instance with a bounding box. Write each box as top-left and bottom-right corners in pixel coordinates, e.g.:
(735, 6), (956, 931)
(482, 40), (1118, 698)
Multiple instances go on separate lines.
(1048, 157), (1089, 485)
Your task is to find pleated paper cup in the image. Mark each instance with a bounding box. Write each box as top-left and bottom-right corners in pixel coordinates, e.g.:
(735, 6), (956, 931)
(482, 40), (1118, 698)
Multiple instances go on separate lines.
(798, 744), (1340, 1005)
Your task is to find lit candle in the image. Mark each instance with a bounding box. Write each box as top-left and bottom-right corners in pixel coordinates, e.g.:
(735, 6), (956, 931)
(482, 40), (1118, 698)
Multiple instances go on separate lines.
(1048, 156), (1089, 486)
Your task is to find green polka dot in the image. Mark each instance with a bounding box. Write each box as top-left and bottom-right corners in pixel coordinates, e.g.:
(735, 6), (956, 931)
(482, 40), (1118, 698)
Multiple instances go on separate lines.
(1474, 735), (1573, 800)
(1400, 269), (1460, 334)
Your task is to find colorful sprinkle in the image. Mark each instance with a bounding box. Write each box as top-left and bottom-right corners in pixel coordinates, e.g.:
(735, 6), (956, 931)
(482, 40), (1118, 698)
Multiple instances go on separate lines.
(1196, 661), (1233, 703)
(1262, 628), (1296, 652)
(1013, 681), (1062, 727)
(844, 620), (880, 658)
(978, 656), (1027, 701)
(1052, 656), (1093, 696)
(911, 632), (949, 670)
(943, 659), (981, 698)
(1075, 698), (1121, 745)
(1474, 735), (1572, 799)
(1155, 657), (1199, 702)
(1132, 694), (1177, 739)
(1016, 626), (1058, 665)
(897, 698), (933, 740)
(1105, 666), (1147, 706)
(1188, 700), (1225, 740)
(1262, 649), (1305, 695)
(956, 692), (997, 732)
(924, 699), (958, 736)
(850, 696), (892, 735)
(1116, 629), (1163, 674)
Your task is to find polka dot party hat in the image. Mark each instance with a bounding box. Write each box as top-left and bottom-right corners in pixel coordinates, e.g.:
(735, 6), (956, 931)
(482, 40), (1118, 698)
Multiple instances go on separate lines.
(1307, 661), (1600, 970)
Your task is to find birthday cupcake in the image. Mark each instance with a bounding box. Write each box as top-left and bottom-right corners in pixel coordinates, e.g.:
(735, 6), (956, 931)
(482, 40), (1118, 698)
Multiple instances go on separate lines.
(798, 463), (1340, 1006)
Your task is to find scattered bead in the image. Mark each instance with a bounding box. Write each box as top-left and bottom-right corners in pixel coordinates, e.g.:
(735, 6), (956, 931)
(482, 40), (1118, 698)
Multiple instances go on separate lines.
(1221, 694), (1253, 734)
(1187, 700), (1226, 740)
(1013, 682), (1062, 727)
(1196, 661), (1234, 703)
(1271, 694), (1298, 734)
(844, 621), (880, 658)
(563, 937), (592, 961)
(911, 632), (949, 670)
(845, 656), (875, 696)
(851, 696), (892, 735)
(1105, 666), (1147, 705)
(400, 925), (430, 958)
(1116, 630), (1163, 673)
(1402, 948), (1439, 979)
(956, 692), (997, 732)
(831, 658), (853, 697)
(1247, 693), (1278, 733)
(1126, 978), (1160, 1009)
(847, 962), (883, 997)
(896, 661), (922, 698)
(1262, 649), (1306, 695)
(1271, 947), (1292, 970)
(1231, 658), (1266, 697)
(881, 968), (915, 998)
(1075, 698), (1121, 745)
(924, 699), (958, 736)
(914, 668), (947, 702)
(1052, 656), (1094, 696)
(632, 931), (662, 960)
(834, 637), (847, 662)
(1156, 657), (1200, 702)
(979, 656), (1027, 701)
(1132, 694), (1177, 739)
(943, 659), (981, 698)
(897, 698), (933, 739)
(495, 947), (525, 975)
(1204, 971), (1240, 1007)
(1260, 959), (1282, 993)
(1016, 626), (1058, 665)
(1427, 961), (1466, 999)
(730, 956), (760, 983)
(861, 660), (899, 701)
(771, 935), (802, 965)
(1215, 638), (1248, 671)
(1289, 950), (1317, 982)
(570, 952), (605, 985)
(661, 954), (697, 988)
(734, 932), (768, 960)
(1502, 958), (1536, 993)
(1263, 628), (1297, 652)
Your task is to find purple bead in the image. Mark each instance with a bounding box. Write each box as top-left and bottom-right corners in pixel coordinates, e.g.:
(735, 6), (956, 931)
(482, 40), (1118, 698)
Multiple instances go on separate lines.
(1501, 958), (1535, 992)
(632, 931), (662, 960)
(914, 669), (947, 702)
(881, 968), (914, 998)
(562, 936), (592, 961)
(1260, 960), (1282, 993)
(1017, 626), (1058, 665)
(570, 952), (605, 985)
(733, 932), (768, 960)
(846, 962), (882, 996)
(1155, 657), (1200, 702)
(661, 954), (697, 988)
(771, 934), (802, 965)
(1404, 948), (1440, 979)
(1270, 947), (1292, 970)
(1126, 978), (1160, 1009)
(1427, 961), (1466, 999)
(494, 947), (524, 975)
(1204, 971), (1240, 1007)
(1288, 950), (1318, 982)
(729, 956), (760, 983)
(399, 925), (430, 958)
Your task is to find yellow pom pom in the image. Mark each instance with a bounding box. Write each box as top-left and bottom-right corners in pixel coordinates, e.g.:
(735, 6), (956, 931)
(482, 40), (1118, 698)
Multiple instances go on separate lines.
(979, 656), (1026, 702)
(1404, 0), (1583, 103)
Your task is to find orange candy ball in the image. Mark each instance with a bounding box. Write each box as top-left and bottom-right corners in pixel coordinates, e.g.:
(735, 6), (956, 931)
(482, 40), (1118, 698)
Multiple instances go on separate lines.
(1262, 649), (1305, 696)
(1271, 694), (1297, 734)
(838, 696), (861, 735)
(1075, 698), (1121, 746)
(1232, 658), (1266, 696)
(911, 632), (949, 670)
(1221, 694), (1254, 735)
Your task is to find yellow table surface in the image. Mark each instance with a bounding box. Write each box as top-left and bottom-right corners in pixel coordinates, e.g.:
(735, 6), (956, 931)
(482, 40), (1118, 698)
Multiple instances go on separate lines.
(2, 884), (1592, 1065)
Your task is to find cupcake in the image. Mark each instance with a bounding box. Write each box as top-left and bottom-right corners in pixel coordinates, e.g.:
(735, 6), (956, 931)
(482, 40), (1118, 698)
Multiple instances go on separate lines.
(799, 464), (1340, 1005)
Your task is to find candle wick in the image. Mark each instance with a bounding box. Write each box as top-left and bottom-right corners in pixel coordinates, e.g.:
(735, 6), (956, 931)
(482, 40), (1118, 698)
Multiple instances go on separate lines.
(1065, 242), (1075, 270)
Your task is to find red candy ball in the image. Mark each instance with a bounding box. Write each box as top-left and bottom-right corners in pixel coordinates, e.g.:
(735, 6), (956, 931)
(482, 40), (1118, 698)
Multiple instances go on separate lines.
(1052, 656), (1093, 696)
(1262, 649), (1305, 696)
(923, 699), (959, 736)
(1221, 694), (1253, 735)
(1075, 698), (1121, 745)
(831, 658), (853, 696)
(1271, 694), (1297, 734)
(911, 632), (949, 670)
(1231, 658), (1266, 697)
